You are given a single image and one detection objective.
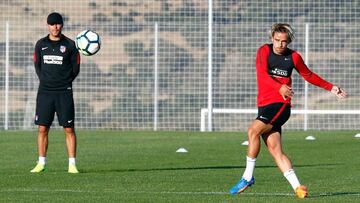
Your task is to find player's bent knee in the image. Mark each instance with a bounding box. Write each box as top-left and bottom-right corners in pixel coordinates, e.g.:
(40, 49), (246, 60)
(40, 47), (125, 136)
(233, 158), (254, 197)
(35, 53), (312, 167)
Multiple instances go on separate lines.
(247, 127), (261, 139)
(268, 147), (284, 159)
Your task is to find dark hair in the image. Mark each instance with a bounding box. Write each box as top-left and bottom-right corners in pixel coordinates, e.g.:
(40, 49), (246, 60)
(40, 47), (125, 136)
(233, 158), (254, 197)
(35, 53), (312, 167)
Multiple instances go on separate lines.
(47, 12), (63, 25)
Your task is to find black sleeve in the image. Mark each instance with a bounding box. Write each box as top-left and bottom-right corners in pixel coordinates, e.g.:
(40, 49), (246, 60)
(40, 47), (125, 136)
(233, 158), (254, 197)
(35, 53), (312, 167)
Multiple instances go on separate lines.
(34, 41), (41, 78)
(71, 47), (80, 80)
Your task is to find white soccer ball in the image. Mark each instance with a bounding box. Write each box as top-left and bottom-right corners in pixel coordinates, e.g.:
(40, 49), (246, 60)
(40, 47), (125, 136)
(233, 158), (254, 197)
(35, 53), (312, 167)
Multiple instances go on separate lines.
(75, 30), (101, 56)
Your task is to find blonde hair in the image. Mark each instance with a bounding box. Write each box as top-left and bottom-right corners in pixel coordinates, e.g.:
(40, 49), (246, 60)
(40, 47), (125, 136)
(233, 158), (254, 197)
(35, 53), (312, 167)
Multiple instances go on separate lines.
(269, 23), (295, 43)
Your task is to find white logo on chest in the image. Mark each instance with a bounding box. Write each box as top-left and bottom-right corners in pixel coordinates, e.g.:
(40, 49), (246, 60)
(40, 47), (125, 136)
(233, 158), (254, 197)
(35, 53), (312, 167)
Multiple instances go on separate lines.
(43, 55), (63, 65)
(271, 68), (288, 76)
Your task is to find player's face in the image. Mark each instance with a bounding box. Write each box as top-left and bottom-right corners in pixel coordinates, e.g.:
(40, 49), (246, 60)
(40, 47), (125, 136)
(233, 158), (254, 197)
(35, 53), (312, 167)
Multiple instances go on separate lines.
(271, 32), (289, 55)
(48, 23), (63, 39)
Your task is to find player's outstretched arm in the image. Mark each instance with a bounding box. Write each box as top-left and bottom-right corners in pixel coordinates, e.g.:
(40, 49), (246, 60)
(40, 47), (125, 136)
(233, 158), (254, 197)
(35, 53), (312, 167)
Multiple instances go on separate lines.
(331, 86), (348, 99)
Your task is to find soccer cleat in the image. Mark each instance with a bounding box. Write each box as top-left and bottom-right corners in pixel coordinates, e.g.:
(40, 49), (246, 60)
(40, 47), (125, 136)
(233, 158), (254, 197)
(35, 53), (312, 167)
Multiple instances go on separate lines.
(229, 177), (255, 194)
(30, 163), (45, 173)
(68, 164), (79, 174)
(295, 185), (308, 198)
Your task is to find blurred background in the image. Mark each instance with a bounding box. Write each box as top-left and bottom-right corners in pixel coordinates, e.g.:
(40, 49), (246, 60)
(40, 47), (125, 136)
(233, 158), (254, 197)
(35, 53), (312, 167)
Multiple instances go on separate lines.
(0, 0), (359, 131)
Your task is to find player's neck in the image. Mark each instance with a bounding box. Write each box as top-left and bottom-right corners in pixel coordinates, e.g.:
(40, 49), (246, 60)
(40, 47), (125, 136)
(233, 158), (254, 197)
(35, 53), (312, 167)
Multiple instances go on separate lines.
(49, 34), (61, 41)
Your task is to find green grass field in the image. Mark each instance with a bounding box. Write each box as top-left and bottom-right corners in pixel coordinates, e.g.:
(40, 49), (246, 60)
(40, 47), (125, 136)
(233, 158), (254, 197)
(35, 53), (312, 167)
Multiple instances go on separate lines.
(1, 130), (359, 202)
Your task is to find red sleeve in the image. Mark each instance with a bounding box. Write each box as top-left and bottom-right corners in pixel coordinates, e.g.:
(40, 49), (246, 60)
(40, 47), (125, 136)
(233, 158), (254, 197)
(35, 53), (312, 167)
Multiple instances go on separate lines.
(292, 51), (333, 91)
(256, 45), (282, 91)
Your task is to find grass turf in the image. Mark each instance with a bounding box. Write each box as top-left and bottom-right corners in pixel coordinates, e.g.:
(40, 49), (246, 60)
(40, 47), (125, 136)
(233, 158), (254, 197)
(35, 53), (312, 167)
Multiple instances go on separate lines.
(0, 130), (359, 202)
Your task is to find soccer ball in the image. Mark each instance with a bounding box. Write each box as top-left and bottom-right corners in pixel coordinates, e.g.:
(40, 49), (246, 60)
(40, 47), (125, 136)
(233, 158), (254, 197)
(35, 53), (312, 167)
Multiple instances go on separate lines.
(75, 30), (101, 56)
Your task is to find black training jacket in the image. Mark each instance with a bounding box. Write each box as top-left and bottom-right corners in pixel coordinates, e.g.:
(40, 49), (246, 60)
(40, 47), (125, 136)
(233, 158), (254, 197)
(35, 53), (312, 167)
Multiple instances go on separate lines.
(34, 34), (80, 92)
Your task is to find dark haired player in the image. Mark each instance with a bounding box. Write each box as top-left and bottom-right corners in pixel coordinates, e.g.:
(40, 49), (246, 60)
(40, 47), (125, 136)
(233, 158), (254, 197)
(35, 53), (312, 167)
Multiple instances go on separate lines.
(229, 23), (347, 198)
(31, 12), (81, 173)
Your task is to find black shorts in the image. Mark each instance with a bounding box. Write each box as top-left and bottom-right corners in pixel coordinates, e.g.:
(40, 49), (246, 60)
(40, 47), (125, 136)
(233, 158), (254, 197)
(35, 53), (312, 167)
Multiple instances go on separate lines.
(256, 103), (290, 134)
(34, 90), (75, 127)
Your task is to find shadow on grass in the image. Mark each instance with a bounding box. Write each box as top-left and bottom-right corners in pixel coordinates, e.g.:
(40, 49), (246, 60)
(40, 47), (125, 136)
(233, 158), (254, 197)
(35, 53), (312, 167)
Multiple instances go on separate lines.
(310, 192), (360, 198)
(81, 163), (340, 174)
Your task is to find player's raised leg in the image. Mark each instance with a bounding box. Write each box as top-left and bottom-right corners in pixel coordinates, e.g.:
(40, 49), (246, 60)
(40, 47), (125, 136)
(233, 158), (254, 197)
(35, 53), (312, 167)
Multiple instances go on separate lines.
(229, 120), (272, 194)
(262, 131), (308, 198)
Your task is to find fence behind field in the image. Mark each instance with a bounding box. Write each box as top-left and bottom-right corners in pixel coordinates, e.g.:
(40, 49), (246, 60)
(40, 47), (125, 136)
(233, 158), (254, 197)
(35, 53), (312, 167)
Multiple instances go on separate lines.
(1, 1), (359, 131)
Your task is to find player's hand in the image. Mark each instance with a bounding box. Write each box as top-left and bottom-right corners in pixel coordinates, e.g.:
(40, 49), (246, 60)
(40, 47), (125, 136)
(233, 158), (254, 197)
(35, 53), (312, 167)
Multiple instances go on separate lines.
(331, 86), (347, 99)
(279, 85), (294, 100)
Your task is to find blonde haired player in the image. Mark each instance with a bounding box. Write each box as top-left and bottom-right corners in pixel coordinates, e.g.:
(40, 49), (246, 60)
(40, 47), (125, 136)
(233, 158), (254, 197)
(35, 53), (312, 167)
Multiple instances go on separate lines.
(229, 23), (347, 198)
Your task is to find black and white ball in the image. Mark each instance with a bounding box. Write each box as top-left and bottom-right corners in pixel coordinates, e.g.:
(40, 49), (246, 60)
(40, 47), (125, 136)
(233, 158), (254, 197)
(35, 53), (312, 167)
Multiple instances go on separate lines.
(75, 30), (101, 56)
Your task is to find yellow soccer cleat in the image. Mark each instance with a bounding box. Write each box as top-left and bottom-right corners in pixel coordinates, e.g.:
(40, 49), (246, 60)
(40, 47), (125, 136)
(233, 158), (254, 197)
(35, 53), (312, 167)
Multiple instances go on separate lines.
(30, 163), (45, 173)
(295, 185), (308, 199)
(68, 164), (79, 174)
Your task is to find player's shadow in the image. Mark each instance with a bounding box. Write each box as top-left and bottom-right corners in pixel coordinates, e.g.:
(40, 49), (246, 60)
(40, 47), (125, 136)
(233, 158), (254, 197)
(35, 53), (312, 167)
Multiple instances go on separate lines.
(82, 163), (340, 173)
(83, 165), (240, 173)
(310, 192), (360, 198)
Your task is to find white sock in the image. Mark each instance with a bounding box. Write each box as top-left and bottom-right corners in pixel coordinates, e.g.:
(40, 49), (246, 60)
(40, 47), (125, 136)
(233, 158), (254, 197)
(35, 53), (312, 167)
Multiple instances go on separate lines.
(69, 157), (76, 165)
(284, 169), (301, 190)
(242, 156), (256, 181)
(38, 156), (46, 165)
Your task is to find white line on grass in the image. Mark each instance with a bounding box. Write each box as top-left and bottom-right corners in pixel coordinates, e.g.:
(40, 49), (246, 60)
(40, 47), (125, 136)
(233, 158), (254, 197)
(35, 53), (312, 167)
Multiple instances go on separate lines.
(0, 188), (291, 196)
(1, 188), (360, 197)
(133, 191), (295, 197)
